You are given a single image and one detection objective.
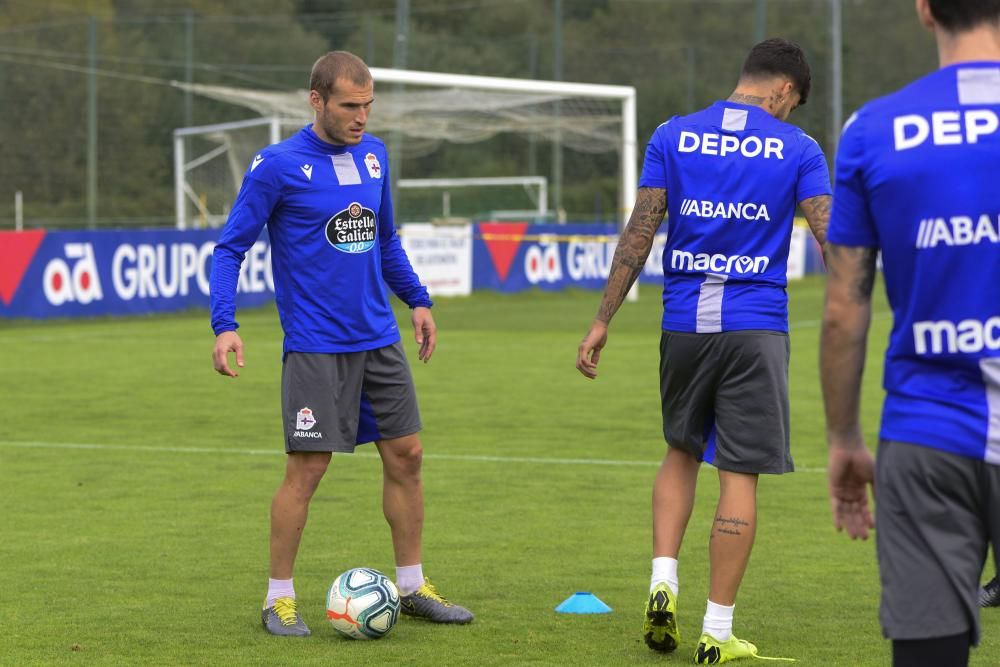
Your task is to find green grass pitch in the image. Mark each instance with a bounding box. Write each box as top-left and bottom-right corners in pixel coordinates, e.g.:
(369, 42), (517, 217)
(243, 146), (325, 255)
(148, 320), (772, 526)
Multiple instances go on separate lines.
(1, 276), (996, 665)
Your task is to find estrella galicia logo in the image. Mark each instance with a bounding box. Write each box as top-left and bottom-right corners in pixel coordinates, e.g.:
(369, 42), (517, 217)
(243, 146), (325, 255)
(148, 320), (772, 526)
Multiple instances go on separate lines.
(326, 202), (377, 253)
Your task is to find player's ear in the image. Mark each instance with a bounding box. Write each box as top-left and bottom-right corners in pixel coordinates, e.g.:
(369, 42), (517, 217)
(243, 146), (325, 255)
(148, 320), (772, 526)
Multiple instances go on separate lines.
(308, 90), (324, 113)
(915, 0), (935, 30)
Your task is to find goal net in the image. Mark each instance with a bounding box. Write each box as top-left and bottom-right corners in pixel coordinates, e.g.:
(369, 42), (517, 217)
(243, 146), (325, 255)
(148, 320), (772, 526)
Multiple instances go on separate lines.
(173, 68), (636, 230)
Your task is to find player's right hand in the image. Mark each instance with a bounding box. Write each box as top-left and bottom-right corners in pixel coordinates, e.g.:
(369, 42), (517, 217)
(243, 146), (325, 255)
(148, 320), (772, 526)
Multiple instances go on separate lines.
(827, 444), (875, 540)
(576, 320), (608, 380)
(213, 331), (245, 377)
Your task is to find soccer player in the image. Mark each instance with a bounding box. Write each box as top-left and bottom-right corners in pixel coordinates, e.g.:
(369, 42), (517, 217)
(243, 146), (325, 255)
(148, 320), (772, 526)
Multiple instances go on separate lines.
(577, 39), (831, 663)
(210, 51), (473, 637)
(821, 0), (1000, 664)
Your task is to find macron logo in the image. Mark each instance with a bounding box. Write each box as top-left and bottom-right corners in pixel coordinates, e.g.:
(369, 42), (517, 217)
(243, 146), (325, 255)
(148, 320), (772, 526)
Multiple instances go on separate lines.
(671, 248), (769, 275)
(300, 164), (313, 181)
(251, 154), (264, 172)
(913, 317), (1000, 354)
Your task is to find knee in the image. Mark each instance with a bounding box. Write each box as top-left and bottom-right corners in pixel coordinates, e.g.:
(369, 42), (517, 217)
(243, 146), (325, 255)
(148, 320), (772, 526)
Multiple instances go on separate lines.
(384, 439), (423, 481)
(285, 454), (330, 497)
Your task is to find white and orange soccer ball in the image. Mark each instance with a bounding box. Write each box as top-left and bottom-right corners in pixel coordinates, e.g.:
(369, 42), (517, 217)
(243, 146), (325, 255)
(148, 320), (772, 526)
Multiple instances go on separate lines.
(326, 567), (400, 639)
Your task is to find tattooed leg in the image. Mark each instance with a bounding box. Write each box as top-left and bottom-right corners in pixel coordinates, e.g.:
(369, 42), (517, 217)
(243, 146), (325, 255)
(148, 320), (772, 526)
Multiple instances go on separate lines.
(708, 470), (759, 606)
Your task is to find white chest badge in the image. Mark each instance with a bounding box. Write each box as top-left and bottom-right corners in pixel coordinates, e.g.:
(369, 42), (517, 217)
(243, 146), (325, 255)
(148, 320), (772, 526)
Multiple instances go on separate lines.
(364, 153), (382, 179)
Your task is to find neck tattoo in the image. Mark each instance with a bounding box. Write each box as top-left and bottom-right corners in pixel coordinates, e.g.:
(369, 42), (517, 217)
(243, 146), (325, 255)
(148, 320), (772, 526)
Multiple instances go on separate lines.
(728, 92), (766, 105)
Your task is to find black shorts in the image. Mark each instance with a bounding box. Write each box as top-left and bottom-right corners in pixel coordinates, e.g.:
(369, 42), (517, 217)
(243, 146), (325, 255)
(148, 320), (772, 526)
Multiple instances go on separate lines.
(659, 330), (792, 474)
(280, 341), (422, 453)
(875, 440), (1000, 645)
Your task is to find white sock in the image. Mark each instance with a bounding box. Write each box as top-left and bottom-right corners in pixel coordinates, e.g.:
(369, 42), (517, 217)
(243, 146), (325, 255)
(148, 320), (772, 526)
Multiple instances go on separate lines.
(650, 556), (679, 596)
(396, 564), (424, 596)
(266, 578), (295, 607)
(702, 599), (735, 641)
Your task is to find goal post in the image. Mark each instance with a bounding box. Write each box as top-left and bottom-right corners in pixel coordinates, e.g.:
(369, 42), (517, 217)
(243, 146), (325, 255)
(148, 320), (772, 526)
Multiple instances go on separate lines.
(173, 116), (283, 230)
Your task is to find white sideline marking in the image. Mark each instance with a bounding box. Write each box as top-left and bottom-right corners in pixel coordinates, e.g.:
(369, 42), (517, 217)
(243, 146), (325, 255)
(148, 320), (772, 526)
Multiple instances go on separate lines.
(0, 311), (892, 343)
(0, 440), (827, 473)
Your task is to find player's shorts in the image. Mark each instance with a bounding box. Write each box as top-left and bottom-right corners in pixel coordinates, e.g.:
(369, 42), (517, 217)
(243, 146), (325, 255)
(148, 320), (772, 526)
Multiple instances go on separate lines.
(280, 341), (422, 454)
(659, 330), (791, 474)
(875, 439), (1000, 645)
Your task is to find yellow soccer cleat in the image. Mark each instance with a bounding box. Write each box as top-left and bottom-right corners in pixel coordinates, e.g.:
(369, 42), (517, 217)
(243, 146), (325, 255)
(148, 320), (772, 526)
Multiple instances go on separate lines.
(400, 579), (474, 624)
(643, 583), (680, 652)
(694, 633), (795, 664)
(261, 597), (311, 637)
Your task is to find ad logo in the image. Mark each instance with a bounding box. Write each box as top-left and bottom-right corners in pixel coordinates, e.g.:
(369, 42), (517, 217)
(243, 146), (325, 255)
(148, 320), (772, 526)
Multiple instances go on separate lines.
(43, 243), (104, 306)
(525, 240), (563, 284)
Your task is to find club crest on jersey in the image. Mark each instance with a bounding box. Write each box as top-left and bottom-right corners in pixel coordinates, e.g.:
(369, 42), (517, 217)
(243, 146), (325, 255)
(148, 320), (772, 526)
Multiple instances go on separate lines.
(364, 153), (382, 179)
(326, 201), (377, 253)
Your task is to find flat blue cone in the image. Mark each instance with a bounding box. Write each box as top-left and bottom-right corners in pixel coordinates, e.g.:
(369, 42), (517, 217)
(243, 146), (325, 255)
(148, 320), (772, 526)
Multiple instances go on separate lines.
(555, 592), (613, 614)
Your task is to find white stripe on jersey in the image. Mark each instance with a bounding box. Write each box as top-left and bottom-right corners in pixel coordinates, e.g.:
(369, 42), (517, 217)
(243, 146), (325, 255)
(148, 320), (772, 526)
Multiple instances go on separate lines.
(722, 108), (748, 131)
(958, 67), (1000, 105)
(983, 358), (1000, 465)
(696, 273), (728, 333)
(331, 153), (362, 185)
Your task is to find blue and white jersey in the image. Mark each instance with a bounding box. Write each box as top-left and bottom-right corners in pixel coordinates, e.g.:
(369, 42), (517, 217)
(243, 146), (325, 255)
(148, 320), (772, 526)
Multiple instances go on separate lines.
(640, 101), (831, 333)
(828, 62), (1000, 463)
(210, 126), (431, 356)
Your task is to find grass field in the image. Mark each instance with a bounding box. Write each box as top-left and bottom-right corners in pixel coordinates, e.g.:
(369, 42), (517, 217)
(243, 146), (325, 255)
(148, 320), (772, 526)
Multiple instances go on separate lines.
(1, 276), (997, 666)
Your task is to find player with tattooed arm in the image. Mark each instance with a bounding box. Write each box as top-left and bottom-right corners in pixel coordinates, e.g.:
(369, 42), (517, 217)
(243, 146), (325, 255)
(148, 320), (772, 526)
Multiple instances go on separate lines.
(577, 39), (830, 664)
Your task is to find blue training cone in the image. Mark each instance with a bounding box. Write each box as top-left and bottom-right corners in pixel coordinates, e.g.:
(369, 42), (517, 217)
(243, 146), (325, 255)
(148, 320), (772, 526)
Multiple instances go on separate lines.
(555, 591), (613, 614)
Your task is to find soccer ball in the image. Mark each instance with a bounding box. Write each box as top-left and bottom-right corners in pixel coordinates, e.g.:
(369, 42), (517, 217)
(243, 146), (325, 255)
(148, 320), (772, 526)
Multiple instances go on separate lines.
(326, 567), (400, 640)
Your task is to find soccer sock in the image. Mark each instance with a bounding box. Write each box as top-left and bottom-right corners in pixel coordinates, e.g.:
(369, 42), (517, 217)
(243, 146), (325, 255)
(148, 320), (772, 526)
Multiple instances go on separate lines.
(650, 556), (679, 595)
(702, 600), (735, 642)
(396, 564), (424, 596)
(266, 578), (296, 607)
(893, 634), (969, 667)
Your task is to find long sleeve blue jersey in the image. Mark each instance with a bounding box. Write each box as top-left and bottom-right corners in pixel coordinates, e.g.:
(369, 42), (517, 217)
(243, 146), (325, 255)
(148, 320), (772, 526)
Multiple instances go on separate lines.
(210, 126), (432, 355)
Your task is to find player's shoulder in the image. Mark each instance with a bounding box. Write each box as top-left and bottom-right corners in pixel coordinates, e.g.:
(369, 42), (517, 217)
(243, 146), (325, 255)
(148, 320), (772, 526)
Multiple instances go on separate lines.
(847, 68), (954, 130)
(247, 134), (304, 173)
(751, 112), (826, 160)
(647, 115), (682, 142)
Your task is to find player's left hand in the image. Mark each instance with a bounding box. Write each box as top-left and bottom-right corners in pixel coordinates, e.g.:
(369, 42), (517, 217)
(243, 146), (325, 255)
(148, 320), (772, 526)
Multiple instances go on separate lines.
(827, 444), (875, 540)
(411, 306), (436, 363)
